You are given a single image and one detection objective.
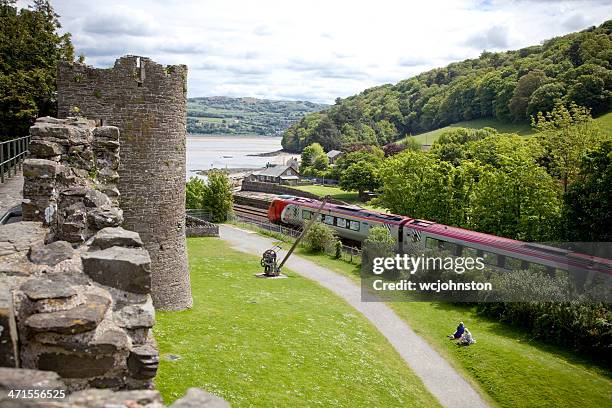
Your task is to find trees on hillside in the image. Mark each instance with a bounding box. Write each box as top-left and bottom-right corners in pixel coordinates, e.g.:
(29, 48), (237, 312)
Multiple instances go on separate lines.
(376, 130), (563, 240)
(563, 140), (612, 241)
(282, 20), (612, 153)
(0, 0), (74, 139)
(469, 159), (561, 241)
(533, 103), (606, 191)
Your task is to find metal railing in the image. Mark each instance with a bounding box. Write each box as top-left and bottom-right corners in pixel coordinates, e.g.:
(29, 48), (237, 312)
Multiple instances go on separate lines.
(186, 208), (362, 262)
(1, 135), (30, 183)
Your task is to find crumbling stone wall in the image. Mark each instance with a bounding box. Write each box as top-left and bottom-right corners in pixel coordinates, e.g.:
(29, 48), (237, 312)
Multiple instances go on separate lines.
(0, 368), (230, 407)
(56, 56), (192, 311)
(1, 118), (158, 390)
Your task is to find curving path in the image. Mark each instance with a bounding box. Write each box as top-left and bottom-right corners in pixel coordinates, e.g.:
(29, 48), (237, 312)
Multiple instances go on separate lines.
(219, 224), (489, 408)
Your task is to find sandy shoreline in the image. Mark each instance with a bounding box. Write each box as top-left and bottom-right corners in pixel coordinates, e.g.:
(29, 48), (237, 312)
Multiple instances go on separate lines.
(192, 149), (299, 177)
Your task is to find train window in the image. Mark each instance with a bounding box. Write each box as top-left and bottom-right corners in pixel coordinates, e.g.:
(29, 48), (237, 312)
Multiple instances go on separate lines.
(481, 252), (497, 265)
(323, 215), (334, 225)
(302, 210), (312, 220)
(506, 257), (523, 271)
(349, 220), (360, 231)
(426, 237), (438, 249)
(464, 247), (478, 259)
(528, 263), (549, 274)
(444, 242), (458, 255)
(336, 218), (347, 228)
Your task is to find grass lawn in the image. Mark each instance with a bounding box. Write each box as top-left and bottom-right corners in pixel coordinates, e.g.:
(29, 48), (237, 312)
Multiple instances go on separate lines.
(594, 111), (612, 133)
(403, 113), (611, 146)
(154, 237), (440, 407)
(293, 184), (384, 211)
(293, 184), (361, 204)
(288, 247), (612, 408)
(405, 118), (535, 146)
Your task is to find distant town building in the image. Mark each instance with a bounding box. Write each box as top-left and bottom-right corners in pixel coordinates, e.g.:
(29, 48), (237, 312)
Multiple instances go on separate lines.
(326, 150), (343, 164)
(286, 157), (299, 171)
(248, 165), (300, 185)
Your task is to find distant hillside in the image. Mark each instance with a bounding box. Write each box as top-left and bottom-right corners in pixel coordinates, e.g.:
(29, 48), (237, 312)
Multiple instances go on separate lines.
(187, 96), (328, 136)
(401, 113), (612, 146)
(282, 20), (612, 152)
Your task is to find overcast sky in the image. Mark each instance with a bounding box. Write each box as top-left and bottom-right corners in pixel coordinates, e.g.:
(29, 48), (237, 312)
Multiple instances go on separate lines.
(17, 0), (612, 103)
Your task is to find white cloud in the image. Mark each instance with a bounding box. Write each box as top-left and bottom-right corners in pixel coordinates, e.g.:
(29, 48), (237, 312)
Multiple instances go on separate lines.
(18, 0), (612, 103)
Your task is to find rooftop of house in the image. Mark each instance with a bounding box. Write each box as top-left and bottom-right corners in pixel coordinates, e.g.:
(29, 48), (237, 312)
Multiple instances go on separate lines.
(327, 150), (343, 158)
(253, 165), (299, 177)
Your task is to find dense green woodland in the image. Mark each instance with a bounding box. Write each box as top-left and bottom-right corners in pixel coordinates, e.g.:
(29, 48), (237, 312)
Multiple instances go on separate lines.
(283, 20), (612, 152)
(187, 96), (327, 136)
(0, 0), (73, 140)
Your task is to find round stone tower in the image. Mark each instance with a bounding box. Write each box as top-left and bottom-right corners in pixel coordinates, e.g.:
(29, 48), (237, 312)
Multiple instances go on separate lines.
(57, 56), (192, 310)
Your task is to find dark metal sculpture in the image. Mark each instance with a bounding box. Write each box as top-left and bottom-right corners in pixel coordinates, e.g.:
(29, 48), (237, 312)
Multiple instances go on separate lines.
(259, 196), (329, 277)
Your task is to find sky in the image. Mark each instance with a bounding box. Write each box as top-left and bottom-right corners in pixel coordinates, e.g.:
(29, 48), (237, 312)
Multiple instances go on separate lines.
(17, 0), (612, 103)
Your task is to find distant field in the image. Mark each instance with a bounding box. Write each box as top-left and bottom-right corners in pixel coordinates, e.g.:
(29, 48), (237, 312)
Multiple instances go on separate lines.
(403, 113), (611, 145)
(404, 118), (534, 145)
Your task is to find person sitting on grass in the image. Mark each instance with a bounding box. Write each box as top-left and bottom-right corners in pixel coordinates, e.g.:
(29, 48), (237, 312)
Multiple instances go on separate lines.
(458, 328), (476, 346)
(448, 321), (465, 340)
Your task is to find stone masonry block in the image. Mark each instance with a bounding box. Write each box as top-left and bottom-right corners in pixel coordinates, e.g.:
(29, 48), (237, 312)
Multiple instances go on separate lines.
(81, 247), (151, 294)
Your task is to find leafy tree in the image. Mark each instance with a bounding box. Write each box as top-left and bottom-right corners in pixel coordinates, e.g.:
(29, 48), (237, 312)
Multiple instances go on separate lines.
(201, 170), (233, 222)
(469, 159), (562, 240)
(533, 102), (607, 191)
(332, 147), (383, 179)
(185, 177), (206, 209)
(382, 142), (406, 157)
(303, 222), (338, 253)
(0, 0), (74, 138)
(567, 75), (610, 115)
(299, 142), (329, 176)
(464, 133), (542, 169)
(563, 140), (612, 241)
(526, 82), (565, 118)
(375, 151), (457, 225)
(339, 161), (380, 195)
(508, 70), (548, 122)
(430, 127), (497, 166)
(362, 226), (396, 272)
(402, 137), (421, 152)
(300, 143), (326, 170)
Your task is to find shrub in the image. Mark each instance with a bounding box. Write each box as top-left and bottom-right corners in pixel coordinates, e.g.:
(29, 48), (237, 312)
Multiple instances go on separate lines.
(362, 227), (396, 275)
(477, 269), (612, 362)
(203, 170), (233, 223)
(185, 171), (233, 223)
(303, 222), (337, 253)
(186, 177), (206, 209)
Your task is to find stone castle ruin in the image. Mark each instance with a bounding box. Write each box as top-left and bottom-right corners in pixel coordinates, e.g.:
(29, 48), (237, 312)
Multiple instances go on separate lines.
(0, 57), (229, 406)
(1, 117), (157, 389)
(57, 56), (192, 311)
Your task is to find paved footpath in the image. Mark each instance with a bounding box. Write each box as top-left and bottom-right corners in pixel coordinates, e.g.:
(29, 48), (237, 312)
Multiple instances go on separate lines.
(219, 224), (489, 408)
(0, 170), (23, 216)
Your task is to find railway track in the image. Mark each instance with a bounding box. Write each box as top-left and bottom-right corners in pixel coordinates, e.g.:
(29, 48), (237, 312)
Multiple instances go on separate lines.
(232, 204), (270, 222)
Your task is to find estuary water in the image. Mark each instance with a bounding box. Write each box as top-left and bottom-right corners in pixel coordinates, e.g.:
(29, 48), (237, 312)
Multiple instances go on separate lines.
(186, 135), (286, 178)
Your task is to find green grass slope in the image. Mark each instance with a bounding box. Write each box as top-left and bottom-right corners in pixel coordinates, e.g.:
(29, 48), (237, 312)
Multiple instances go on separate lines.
(289, 246), (612, 408)
(404, 112), (611, 145)
(154, 237), (439, 407)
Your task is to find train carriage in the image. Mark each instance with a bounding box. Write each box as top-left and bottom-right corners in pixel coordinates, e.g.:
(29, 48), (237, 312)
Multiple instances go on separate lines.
(268, 196), (612, 279)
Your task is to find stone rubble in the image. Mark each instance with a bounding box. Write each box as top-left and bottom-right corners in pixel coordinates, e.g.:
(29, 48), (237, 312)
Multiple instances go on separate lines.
(0, 115), (228, 404)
